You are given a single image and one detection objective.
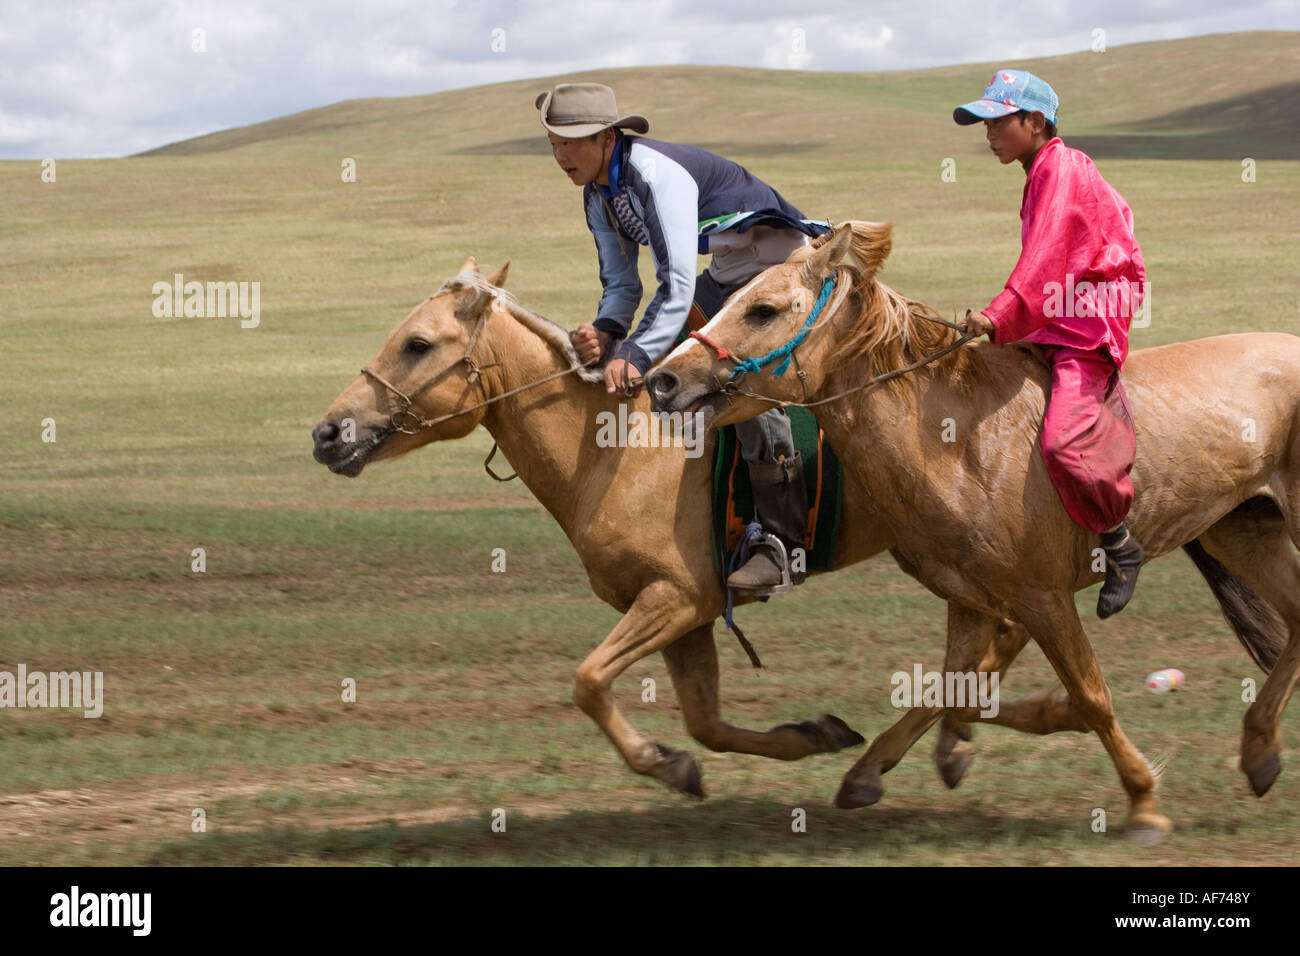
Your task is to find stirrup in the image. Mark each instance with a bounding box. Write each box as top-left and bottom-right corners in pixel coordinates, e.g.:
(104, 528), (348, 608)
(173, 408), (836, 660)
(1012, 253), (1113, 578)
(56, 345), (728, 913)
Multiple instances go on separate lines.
(735, 533), (794, 597)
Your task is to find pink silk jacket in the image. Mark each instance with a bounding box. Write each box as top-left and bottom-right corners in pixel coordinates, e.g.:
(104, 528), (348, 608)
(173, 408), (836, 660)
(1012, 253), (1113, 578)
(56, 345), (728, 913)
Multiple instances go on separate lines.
(984, 137), (1147, 369)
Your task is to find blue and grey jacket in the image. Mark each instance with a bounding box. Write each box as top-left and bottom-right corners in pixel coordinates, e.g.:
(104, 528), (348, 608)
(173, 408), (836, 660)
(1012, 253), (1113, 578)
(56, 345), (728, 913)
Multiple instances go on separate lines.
(584, 135), (831, 375)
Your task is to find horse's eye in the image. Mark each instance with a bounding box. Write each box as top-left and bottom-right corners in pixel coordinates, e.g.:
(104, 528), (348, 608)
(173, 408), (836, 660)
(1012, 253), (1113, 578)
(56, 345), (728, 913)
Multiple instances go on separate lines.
(747, 303), (780, 322)
(404, 339), (432, 355)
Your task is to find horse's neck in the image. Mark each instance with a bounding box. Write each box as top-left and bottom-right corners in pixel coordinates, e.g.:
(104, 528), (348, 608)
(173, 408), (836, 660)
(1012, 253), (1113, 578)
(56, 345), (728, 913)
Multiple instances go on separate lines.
(815, 344), (1032, 498)
(476, 316), (603, 534)
(816, 373), (900, 484)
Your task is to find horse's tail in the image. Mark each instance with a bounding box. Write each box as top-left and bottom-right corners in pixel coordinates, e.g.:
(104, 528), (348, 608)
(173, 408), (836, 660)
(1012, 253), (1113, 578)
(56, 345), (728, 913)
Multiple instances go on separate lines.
(1183, 539), (1287, 671)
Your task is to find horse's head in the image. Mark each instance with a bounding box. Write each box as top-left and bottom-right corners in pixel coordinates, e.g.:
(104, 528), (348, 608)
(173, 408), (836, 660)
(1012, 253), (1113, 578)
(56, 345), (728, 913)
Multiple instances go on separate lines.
(312, 257), (512, 476)
(648, 221), (892, 428)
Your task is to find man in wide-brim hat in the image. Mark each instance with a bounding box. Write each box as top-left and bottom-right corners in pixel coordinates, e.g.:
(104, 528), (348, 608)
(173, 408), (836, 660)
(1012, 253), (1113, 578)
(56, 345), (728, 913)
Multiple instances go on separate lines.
(537, 81), (832, 593)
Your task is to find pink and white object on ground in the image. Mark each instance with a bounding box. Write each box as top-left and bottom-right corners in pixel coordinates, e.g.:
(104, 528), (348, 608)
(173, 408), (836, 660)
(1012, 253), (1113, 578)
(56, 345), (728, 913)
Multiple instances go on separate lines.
(1146, 669), (1185, 693)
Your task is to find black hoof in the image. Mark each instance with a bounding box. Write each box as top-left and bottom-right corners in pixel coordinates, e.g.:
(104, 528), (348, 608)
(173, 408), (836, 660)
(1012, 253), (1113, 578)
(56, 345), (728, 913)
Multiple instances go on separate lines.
(834, 778), (883, 810)
(1246, 752), (1281, 797)
(653, 744), (705, 799)
(939, 749), (973, 789)
(775, 714), (867, 753)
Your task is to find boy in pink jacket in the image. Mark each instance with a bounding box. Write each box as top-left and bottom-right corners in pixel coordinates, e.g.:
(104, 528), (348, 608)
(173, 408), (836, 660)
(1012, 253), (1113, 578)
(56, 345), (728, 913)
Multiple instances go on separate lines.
(956, 70), (1147, 618)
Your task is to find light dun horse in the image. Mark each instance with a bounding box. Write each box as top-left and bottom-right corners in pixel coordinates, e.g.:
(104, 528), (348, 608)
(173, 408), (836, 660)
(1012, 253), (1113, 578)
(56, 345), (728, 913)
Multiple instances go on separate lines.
(312, 257), (1072, 805)
(649, 221), (1300, 841)
(312, 259), (878, 798)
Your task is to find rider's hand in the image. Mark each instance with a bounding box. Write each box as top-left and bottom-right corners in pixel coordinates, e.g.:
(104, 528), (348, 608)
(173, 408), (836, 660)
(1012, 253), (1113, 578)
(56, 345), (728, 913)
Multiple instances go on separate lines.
(963, 309), (995, 337)
(603, 358), (642, 395)
(571, 324), (613, 365)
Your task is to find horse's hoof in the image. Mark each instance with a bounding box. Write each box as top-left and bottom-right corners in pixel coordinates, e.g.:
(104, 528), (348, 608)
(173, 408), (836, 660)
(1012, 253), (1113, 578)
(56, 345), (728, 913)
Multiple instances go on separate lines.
(775, 714), (866, 753)
(938, 749), (974, 789)
(1245, 752), (1281, 797)
(653, 744), (705, 799)
(834, 778), (883, 810)
(1124, 813), (1173, 846)
(814, 714), (867, 750)
(943, 719), (974, 743)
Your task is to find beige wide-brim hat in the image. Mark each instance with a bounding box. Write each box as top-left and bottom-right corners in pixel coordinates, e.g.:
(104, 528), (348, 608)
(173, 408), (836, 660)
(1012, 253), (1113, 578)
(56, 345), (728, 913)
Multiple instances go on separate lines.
(535, 83), (649, 138)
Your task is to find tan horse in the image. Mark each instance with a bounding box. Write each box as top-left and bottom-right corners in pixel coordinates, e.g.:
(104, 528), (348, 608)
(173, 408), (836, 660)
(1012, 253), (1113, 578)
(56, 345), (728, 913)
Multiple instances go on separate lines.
(311, 258), (891, 797)
(648, 221), (1300, 841)
(312, 257), (1089, 802)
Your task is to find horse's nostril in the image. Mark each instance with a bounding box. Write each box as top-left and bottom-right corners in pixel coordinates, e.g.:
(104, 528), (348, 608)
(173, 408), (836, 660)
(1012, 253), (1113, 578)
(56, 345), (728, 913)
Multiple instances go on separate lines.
(651, 371), (678, 396)
(314, 422), (340, 444)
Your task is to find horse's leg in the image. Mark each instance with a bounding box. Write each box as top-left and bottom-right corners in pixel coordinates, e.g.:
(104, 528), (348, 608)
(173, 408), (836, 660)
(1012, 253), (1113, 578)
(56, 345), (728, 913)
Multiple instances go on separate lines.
(572, 584), (716, 797)
(942, 617), (1092, 736)
(934, 617), (1032, 787)
(661, 624), (865, 760)
(1010, 591), (1170, 843)
(1197, 498), (1300, 797)
(837, 602), (999, 809)
(865, 614), (1086, 796)
(949, 686), (1091, 735)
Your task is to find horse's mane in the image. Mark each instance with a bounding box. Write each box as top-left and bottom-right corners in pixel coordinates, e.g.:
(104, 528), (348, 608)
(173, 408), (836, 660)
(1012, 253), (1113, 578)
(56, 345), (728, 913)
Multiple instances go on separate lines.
(822, 222), (976, 393)
(439, 272), (604, 385)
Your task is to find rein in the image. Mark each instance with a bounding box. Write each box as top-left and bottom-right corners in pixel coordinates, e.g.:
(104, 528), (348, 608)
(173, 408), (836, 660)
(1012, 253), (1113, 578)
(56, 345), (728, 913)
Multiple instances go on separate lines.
(691, 271), (977, 410)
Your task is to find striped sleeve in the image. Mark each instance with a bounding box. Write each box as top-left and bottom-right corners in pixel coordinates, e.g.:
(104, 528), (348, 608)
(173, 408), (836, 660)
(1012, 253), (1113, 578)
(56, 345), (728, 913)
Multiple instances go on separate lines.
(616, 145), (699, 375)
(584, 188), (642, 338)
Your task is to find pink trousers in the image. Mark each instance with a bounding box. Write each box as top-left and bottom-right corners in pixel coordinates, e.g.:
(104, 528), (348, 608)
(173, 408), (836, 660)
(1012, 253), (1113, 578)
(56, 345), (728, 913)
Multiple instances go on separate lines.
(1040, 346), (1136, 534)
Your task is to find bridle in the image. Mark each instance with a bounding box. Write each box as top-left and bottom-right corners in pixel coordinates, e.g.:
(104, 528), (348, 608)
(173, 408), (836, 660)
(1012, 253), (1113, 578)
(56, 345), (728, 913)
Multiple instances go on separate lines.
(358, 292), (593, 479)
(687, 270), (977, 410)
(359, 306), (502, 435)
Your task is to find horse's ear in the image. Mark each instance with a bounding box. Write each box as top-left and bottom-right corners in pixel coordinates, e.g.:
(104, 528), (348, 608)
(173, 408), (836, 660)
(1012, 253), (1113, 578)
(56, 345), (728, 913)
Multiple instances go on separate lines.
(485, 261), (509, 288)
(844, 220), (893, 281)
(457, 256), (480, 276)
(800, 224), (853, 285)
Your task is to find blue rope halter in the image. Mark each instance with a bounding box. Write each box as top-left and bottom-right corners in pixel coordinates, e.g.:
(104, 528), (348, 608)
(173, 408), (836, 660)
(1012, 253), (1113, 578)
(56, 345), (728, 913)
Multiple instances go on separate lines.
(727, 271), (838, 381)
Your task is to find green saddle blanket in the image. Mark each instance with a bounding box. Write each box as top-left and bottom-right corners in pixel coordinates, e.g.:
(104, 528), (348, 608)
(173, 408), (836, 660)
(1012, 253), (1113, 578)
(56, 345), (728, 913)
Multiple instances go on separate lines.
(710, 407), (844, 576)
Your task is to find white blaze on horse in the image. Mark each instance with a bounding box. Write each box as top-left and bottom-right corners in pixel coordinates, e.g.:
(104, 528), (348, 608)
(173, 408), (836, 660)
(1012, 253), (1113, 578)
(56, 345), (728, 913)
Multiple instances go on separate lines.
(648, 221), (1300, 841)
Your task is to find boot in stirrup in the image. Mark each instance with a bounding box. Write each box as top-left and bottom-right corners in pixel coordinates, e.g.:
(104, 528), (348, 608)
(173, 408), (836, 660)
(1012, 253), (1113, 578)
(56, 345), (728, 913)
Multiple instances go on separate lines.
(726, 452), (809, 595)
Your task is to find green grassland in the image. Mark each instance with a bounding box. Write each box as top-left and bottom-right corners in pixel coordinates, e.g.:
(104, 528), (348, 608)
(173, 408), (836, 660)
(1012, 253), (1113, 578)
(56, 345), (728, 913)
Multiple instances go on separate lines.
(1, 32), (1298, 865)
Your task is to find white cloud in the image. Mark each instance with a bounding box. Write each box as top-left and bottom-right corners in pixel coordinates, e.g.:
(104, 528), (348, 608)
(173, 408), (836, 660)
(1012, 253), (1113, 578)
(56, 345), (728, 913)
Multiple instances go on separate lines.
(835, 23), (895, 58)
(0, 0), (1295, 157)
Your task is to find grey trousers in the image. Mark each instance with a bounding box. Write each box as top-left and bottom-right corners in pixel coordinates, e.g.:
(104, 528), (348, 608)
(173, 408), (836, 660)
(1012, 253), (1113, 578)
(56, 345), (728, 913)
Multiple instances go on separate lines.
(693, 270), (796, 465)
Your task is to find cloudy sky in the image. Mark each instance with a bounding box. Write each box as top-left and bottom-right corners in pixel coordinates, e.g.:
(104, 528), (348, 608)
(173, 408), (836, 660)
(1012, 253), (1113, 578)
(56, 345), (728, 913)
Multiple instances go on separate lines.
(2, 0), (1297, 158)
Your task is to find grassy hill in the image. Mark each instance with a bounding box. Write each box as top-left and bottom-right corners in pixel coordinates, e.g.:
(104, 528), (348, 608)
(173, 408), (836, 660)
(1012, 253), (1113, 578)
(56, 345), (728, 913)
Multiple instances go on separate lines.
(1, 32), (1298, 866)
(138, 31), (1300, 161)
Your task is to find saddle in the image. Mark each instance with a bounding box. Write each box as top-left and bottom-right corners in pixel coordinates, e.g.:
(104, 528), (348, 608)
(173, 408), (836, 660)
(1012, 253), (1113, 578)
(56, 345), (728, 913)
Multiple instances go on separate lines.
(710, 408), (844, 576)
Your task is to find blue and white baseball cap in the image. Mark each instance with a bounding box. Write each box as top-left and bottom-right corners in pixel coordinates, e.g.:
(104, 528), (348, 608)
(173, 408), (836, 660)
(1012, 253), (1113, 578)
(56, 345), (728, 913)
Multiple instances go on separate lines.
(953, 69), (1059, 125)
